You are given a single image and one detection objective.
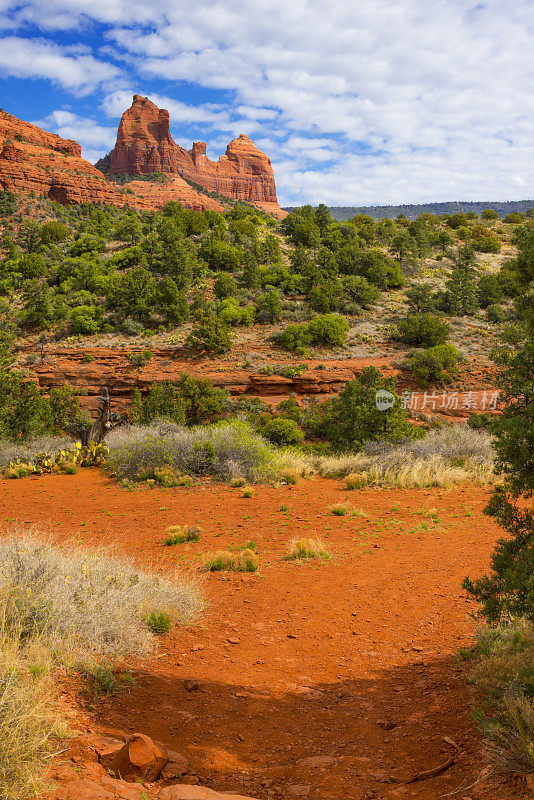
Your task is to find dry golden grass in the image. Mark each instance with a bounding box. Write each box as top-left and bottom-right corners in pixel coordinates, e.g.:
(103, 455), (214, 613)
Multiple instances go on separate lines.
(344, 472), (368, 490)
(468, 619), (534, 774)
(0, 530), (204, 799)
(163, 524), (202, 545)
(280, 427), (495, 488)
(202, 548), (259, 573)
(0, 589), (64, 800)
(285, 538), (330, 561)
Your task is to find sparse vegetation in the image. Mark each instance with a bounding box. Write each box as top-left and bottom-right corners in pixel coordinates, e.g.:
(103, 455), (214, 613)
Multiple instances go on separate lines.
(285, 538), (330, 560)
(0, 532), (202, 798)
(202, 548), (259, 572)
(330, 502), (351, 516)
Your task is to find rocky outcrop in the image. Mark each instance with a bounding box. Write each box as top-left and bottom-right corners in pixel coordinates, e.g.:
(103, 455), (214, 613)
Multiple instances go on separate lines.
(0, 110), (222, 213)
(108, 97), (178, 175)
(44, 732), (257, 800)
(0, 110), (143, 208)
(106, 95), (285, 217)
(124, 175), (222, 213)
(26, 347), (367, 411)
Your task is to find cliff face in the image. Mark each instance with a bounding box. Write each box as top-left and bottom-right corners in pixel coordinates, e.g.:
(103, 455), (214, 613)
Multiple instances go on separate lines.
(107, 95), (284, 216)
(109, 96), (178, 175)
(0, 109), (222, 212)
(0, 99), (283, 217)
(0, 110), (150, 208)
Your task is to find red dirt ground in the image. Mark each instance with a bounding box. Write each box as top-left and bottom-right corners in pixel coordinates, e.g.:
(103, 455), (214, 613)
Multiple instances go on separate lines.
(0, 471), (525, 800)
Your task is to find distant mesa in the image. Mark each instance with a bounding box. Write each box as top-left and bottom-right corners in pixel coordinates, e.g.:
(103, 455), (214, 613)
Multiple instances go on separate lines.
(98, 94), (285, 217)
(0, 95), (285, 217)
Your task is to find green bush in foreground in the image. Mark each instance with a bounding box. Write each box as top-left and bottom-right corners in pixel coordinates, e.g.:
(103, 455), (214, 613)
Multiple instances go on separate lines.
(307, 367), (419, 452)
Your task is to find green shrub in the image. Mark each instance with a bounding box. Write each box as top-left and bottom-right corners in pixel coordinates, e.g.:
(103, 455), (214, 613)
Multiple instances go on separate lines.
(407, 344), (460, 385)
(261, 417), (304, 446)
(218, 298), (254, 326)
(504, 212), (524, 224)
(477, 274), (504, 308)
(144, 611), (172, 635)
(405, 284), (436, 313)
(132, 376), (227, 427)
(397, 313), (450, 346)
(91, 665), (119, 696)
(307, 367), (417, 452)
(213, 273), (237, 299)
(254, 290), (283, 323)
(473, 235), (501, 253)
(486, 304), (506, 324)
(128, 350), (152, 368)
(277, 314), (348, 353)
(277, 323), (309, 354)
(307, 313), (349, 346)
(186, 310), (232, 355)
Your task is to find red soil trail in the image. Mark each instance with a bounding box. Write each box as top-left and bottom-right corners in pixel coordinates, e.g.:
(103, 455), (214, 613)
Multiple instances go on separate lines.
(0, 472), (523, 799)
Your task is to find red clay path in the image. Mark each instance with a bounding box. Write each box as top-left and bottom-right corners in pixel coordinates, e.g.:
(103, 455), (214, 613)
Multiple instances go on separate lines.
(0, 471), (525, 800)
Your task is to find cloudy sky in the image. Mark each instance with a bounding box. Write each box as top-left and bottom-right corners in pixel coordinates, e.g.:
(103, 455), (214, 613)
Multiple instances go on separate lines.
(0, 0), (533, 207)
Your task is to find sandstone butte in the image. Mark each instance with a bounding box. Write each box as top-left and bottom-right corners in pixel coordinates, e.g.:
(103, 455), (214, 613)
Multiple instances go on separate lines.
(0, 109), (223, 213)
(0, 97), (286, 218)
(104, 94), (286, 217)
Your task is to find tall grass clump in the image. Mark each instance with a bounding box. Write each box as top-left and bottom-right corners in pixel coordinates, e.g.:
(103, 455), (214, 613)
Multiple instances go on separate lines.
(202, 548), (259, 573)
(106, 419), (281, 484)
(285, 538), (330, 561)
(163, 524), (202, 545)
(0, 534), (203, 666)
(0, 531), (203, 798)
(466, 619), (534, 774)
(284, 426), (494, 488)
(0, 610), (61, 800)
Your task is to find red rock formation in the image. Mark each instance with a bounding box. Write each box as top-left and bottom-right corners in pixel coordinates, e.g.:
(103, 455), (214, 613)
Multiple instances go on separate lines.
(109, 96), (178, 175)
(0, 109), (151, 208)
(107, 95), (285, 217)
(125, 175), (222, 213)
(0, 109), (222, 213)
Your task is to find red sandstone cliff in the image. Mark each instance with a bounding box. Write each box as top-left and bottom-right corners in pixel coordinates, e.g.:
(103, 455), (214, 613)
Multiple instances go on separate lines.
(0, 110), (144, 207)
(0, 100), (282, 217)
(107, 95), (285, 217)
(0, 109), (222, 212)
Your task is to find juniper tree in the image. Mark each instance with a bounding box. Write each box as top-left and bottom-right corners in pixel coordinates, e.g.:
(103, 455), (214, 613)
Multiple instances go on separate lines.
(464, 228), (534, 621)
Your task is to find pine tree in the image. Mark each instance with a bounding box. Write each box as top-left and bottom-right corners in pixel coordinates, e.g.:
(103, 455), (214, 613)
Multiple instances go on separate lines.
(443, 246), (479, 315)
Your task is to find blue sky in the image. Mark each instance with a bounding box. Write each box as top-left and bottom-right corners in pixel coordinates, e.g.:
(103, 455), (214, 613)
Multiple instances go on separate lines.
(1, 0), (533, 206)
